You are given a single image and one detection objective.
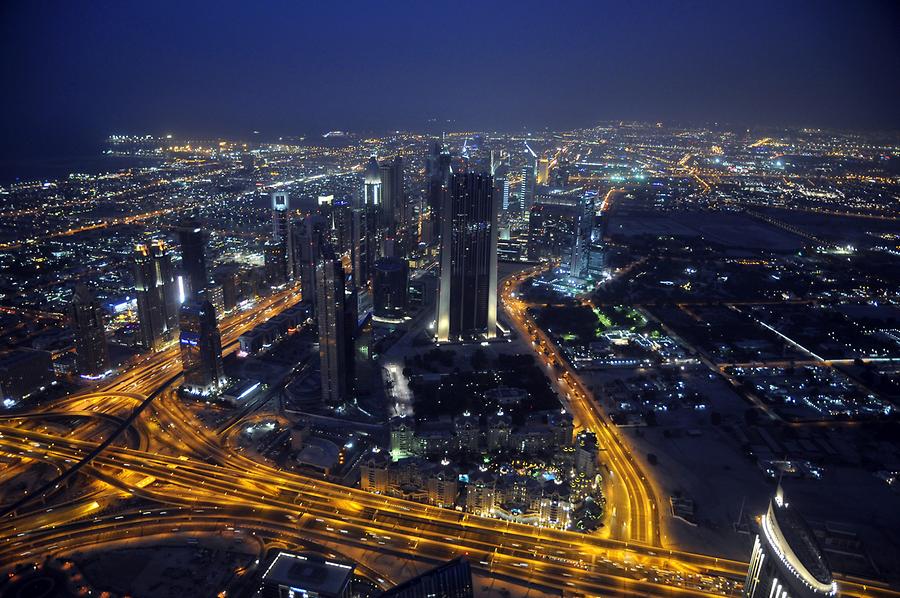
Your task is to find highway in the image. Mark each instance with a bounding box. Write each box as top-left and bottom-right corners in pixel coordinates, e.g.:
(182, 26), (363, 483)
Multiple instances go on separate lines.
(1, 278), (898, 597)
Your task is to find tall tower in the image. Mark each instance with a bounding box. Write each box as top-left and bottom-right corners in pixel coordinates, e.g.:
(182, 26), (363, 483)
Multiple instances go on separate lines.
(427, 142), (452, 243)
(363, 156), (382, 207)
(437, 172), (498, 342)
(69, 284), (110, 377)
(743, 486), (836, 598)
(569, 194), (593, 280)
(295, 215), (323, 311)
(134, 240), (179, 351)
(271, 191), (294, 283)
(519, 163), (535, 213)
(178, 297), (225, 395)
(315, 251), (350, 407)
(379, 155), (405, 252)
(176, 214), (208, 294)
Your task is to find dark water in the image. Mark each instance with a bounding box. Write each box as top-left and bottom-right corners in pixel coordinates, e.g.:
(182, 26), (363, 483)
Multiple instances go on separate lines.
(0, 155), (165, 185)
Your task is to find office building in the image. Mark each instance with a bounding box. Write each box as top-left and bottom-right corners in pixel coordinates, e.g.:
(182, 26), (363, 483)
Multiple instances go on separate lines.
(568, 194), (593, 279)
(316, 251), (352, 406)
(295, 214), (324, 310)
(380, 155), (405, 243)
(519, 163), (535, 213)
(259, 551), (355, 598)
(175, 214), (208, 293)
(743, 486), (837, 598)
(134, 240), (179, 351)
(69, 284), (110, 377)
(178, 297), (225, 395)
(426, 141), (452, 242)
(271, 191), (294, 283)
(437, 172), (498, 342)
(379, 558), (473, 598)
(263, 239), (288, 287)
(373, 257), (408, 320)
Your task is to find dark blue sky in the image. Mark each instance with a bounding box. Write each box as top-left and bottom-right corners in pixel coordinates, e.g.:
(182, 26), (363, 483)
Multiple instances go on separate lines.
(1, 0), (898, 161)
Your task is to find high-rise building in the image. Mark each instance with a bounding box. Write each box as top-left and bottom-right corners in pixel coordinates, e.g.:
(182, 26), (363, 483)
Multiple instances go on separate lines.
(379, 155), (405, 244)
(426, 141), (452, 243)
(0, 349), (53, 402)
(587, 214), (607, 279)
(271, 191), (294, 283)
(364, 155), (382, 207)
(134, 240), (179, 351)
(373, 257), (409, 320)
(315, 251), (351, 406)
(263, 240), (288, 287)
(437, 172), (498, 342)
(569, 194), (593, 279)
(743, 486), (837, 598)
(69, 284), (110, 377)
(537, 156), (550, 185)
(379, 557), (474, 598)
(175, 214), (208, 293)
(493, 172), (510, 214)
(178, 296), (225, 395)
(519, 163), (535, 213)
(295, 215), (323, 310)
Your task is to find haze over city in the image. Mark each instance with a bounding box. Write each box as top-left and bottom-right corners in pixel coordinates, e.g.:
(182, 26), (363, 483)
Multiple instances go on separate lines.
(1, 2), (899, 598)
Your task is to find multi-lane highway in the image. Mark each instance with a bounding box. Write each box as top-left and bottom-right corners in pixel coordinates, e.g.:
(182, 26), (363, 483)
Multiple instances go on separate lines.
(1, 277), (898, 597)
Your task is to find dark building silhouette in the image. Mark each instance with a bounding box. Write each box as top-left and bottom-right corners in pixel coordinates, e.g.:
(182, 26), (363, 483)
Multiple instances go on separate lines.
(69, 284), (110, 377)
(437, 172), (498, 342)
(178, 297), (225, 395)
(258, 551), (354, 598)
(379, 557), (474, 598)
(426, 141), (452, 243)
(134, 240), (179, 351)
(295, 214), (324, 311)
(0, 349), (53, 402)
(380, 155), (405, 251)
(175, 214), (208, 293)
(373, 257), (409, 320)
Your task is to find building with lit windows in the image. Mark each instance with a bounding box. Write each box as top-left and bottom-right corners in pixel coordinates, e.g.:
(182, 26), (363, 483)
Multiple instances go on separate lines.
(258, 551), (354, 598)
(315, 252), (351, 407)
(743, 486), (837, 598)
(69, 284), (110, 377)
(436, 172), (498, 342)
(134, 240), (179, 351)
(175, 214), (208, 293)
(271, 190), (294, 283)
(178, 297), (225, 395)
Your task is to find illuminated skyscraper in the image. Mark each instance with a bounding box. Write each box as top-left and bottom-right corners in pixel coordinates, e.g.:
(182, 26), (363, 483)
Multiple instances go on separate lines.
(271, 191), (294, 283)
(363, 156), (382, 207)
(743, 486), (837, 598)
(134, 240), (179, 351)
(175, 214), (208, 293)
(436, 172), (498, 342)
(178, 297), (225, 395)
(519, 163), (535, 213)
(69, 284), (110, 377)
(568, 194), (593, 279)
(315, 251), (350, 406)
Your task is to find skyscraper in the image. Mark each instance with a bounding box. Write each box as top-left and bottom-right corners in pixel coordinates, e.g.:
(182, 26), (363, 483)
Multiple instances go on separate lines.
(743, 486), (837, 598)
(295, 215), (323, 310)
(426, 141), (452, 243)
(178, 296), (225, 395)
(437, 172), (498, 342)
(519, 163), (535, 213)
(315, 251), (350, 406)
(363, 156), (382, 208)
(373, 257), (409, 320)
(175, 214), (208, 293)
(379, 155), (404, 243)
(69, 284), (110, 377)
(569, 194), (593, 279)
(271, 191), (294, 283)
(134, 240), (179, 351)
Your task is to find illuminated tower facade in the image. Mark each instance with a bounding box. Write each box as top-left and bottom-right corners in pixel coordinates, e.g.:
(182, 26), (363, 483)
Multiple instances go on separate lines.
(379, 155), (405, 253)
(271, 191), (294, 283)
(134, 240), (179, 351)
(426, 141), (452, 243)
(178, 297), (225, 395)
(437, 172), (498, 342)
(519, 163), (535, 213)
(743, 486), (837, 598)
(69, 284), (110, 377)
(315, 251), (350, 406)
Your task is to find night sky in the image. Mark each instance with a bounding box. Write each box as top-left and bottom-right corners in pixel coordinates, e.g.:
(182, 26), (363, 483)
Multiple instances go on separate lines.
(1, 0), (898, 162)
